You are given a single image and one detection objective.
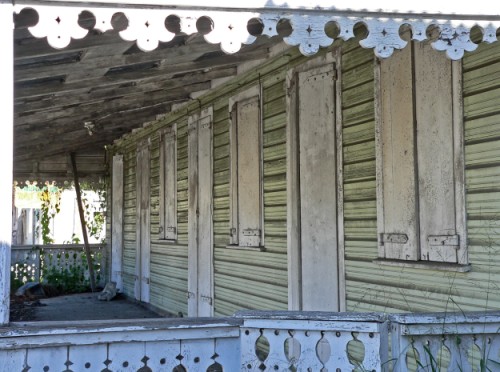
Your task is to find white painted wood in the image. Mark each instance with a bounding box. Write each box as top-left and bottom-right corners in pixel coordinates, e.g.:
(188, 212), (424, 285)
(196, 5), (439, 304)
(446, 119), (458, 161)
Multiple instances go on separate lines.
(198, 109), (214, 317)
(0, 350), (26, 370)
(452, 61), (468, 265)
(415, 42), (458, 263)
(136, 141), (151, 302)
(297, 62), (338, 311)
(377, 41), (467, 264)
(0, 2), (13, 325)
(286, 67), (302, 311)
(334, 47), (347, 312)
(188, 113), (199, 317)
(229, 85), (263, 248)
(68, 344), (108, 371)
(159, 124), (177, 241)
(26, 346), (67, 371)
(237, 96), (262, 247)
(15, 3), (494, 60)
(188, 108), (214, 317)
(378, 44), (419, 261)
(144, 340), (181, 370)
(111, 154), (124, 291)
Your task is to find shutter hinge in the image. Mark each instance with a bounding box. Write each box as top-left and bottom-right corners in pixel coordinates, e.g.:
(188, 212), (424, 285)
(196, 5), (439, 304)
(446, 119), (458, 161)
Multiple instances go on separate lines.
(428, 235), (459, 247)
(381, 233), (408, 244)
(200, 295), (213, 305)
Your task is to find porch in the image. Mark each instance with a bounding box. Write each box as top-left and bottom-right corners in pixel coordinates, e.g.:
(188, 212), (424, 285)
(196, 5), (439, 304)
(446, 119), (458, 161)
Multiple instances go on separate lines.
(1, 311), (499, 371)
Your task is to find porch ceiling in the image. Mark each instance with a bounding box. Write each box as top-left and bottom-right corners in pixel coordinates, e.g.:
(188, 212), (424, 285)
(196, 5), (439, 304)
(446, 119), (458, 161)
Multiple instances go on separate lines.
(13, 10), (278, 182)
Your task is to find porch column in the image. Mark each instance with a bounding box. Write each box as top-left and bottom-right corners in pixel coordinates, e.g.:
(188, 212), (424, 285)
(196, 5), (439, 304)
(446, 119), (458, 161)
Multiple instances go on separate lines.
(0, 0), (14, 325)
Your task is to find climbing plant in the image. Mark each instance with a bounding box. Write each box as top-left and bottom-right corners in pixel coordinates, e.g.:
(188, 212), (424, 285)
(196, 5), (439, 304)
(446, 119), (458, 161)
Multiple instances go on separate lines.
(39, 182), (62, 244)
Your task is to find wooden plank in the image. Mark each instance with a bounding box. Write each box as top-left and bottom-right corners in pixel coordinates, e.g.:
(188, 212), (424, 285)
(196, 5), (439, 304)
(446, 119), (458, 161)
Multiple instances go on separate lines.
(414, 43), (459, 263)
(112, 154), (124, 291)
(236, 95), (262, 247)
(198, 108), (214, 316)
(0, 2), (13, 324)
(298, 62), (338, 311)
(187, 113), (199, 316)
(377, 44), (419, 261)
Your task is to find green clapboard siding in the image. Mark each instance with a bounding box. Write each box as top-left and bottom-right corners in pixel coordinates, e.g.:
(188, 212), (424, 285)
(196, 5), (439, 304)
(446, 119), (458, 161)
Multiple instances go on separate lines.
(212, 74), (289, 316)
(343, 39), (500, 314)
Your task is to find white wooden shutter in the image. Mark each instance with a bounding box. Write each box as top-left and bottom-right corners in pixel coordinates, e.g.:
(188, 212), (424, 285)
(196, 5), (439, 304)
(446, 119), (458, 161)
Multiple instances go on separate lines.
(414, 43), (465, 263)
(159, 124), (177, 240)
(230, 94), (263, 247)
(377, 44), (419, 261)
(377, 42), (466, 263)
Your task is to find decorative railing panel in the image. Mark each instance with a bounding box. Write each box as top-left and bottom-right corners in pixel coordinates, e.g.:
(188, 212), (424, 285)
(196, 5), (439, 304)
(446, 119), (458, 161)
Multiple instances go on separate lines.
(0, 318), (241, 371)
(237, 311), (389, 371)
(11, 244), (108, 288)
(390, 312), (500, 372)
(2, 310), (500, 370)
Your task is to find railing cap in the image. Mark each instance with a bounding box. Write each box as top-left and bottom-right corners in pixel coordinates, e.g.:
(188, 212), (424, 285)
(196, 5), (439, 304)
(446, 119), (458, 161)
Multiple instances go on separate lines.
(389, 310), (500, 325)
(234, 310), (387, 322)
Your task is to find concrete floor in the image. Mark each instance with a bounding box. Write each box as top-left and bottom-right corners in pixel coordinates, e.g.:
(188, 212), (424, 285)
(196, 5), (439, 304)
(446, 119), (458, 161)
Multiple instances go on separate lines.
(34, 292), (163, 321)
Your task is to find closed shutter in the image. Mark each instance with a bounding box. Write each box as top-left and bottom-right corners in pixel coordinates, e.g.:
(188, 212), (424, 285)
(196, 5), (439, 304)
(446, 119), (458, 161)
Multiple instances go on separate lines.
(229, 92), (263, 247)
(159, 124), (177, 240)
(377, 41), (466, 263)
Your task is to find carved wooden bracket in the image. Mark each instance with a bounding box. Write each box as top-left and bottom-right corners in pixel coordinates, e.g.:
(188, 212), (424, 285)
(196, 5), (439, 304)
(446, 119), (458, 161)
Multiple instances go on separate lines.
(14, 4), (500, 60)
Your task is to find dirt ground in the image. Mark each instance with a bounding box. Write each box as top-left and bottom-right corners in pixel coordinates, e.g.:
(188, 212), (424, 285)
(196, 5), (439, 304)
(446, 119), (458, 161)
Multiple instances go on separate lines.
(10, 292), (163, 322)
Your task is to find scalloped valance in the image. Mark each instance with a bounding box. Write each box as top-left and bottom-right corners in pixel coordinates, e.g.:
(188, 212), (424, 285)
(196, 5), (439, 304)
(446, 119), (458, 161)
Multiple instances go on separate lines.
(12, 2), (500, 60)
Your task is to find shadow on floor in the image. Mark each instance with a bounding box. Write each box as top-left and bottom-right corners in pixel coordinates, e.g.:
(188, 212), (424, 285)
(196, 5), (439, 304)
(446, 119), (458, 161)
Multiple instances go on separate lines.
(12, 292), (164, 322)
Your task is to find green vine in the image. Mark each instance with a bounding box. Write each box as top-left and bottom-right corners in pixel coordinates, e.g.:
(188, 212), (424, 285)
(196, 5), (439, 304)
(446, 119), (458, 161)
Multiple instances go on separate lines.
(39, 183), (61, 244)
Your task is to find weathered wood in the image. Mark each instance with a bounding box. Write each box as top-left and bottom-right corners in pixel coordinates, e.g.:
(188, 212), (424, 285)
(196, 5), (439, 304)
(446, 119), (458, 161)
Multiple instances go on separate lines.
(135, 141), (151, 302)
(159, 124), (177, 241)
(228, 85), (263, 248)
(377, 44), (419, 261)
(111, 154), (124, 291)
(297, 61), (338, 311)
(70, 152), (97, 292)
(0, 2), (14, 325)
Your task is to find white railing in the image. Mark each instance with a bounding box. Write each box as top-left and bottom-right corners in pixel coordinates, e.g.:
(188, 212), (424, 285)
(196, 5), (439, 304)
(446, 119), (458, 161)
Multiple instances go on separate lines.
(390, 311), (500, 372)
(10, 244), (108, 288)
(0, 318), (241, 371)
(2, 311), (500, 371)
(237, 310), (388, 371)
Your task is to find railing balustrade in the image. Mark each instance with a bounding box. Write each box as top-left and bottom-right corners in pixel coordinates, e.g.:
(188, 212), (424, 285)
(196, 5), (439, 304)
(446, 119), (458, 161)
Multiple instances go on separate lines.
(10, 244), (108, 288)
(390, 311), (500, 372)
(2, 308), (500, 371)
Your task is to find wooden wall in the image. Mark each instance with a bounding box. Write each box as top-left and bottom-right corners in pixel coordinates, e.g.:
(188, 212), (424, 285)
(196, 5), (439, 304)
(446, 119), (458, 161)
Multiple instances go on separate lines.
(110, 37), (500, 316)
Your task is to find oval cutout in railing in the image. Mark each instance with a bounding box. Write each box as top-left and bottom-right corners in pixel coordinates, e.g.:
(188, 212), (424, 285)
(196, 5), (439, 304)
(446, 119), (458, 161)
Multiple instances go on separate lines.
(284, 337), (301, 364)
(347, 336), (366, 369)
(255, 333), (270, 362)
(316, 335), (331, 365)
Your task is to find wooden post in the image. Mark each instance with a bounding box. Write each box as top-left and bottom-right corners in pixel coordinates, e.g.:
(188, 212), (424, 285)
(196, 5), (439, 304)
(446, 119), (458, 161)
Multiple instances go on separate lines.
(70, 153), (97, 292)
(0, 1), (14, 325)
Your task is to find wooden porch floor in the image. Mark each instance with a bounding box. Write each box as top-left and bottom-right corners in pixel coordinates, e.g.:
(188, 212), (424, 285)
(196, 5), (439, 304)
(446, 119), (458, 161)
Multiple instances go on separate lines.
(12, 292), (164, 322)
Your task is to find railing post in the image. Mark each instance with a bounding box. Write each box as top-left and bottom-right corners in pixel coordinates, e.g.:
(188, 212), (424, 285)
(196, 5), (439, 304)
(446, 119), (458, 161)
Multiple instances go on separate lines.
(0, 0), (14, 325)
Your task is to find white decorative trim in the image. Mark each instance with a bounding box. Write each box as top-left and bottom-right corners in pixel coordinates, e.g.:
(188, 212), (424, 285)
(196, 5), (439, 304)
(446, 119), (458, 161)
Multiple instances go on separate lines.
(14, 4), (500, 59)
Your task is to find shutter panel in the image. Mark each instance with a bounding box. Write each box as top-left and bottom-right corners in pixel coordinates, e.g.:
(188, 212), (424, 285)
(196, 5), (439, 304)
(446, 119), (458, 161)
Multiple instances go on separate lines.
(378, 45), (419, 260)
(229, 104), (239, 245)
(164, 125), (177, 240)
(236, 95), (262, 247)
(415, 43), (462, 263)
